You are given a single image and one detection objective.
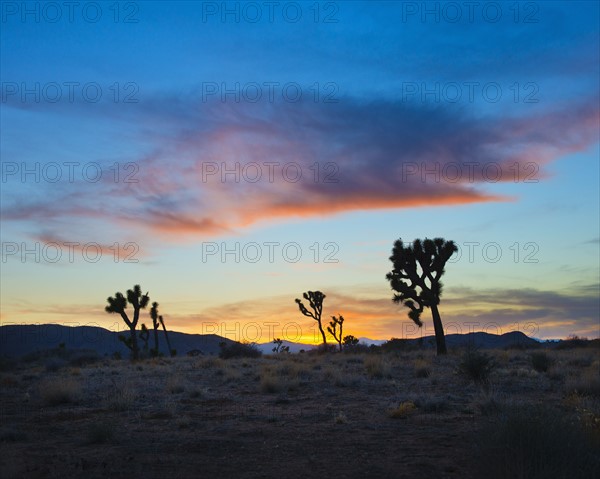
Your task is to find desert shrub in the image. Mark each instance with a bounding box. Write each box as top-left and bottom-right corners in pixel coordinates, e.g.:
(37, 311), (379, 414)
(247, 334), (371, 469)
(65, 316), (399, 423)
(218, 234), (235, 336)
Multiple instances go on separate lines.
(260, 363), (301, 393)
(198, 357), (223, 369)
(414, 358), (431, 378)
(565, 369), (600, 397)
(473, 390), (505, 416)
(107, 380), (137, 411)
(276, 361), (311, 380)
(259, 369), (293, 393)
(219, 342), (262, 359)
(39, 378), (80, 405)
(566, 354), (593, 368)
(364, 355), (391, 378)
(475, 404), (600, 479)
(458, 348), (495, 384)
(530, 352), (552, 372)
(166, 376), (185, 394)
(389, 401), (417, 418)
(334, 411), (348, 424)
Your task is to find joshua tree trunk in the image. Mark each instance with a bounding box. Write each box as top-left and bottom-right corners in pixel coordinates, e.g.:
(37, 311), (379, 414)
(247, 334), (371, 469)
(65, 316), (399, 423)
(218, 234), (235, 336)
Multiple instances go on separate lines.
(129, 326), (139, 360)
(153, 328), (159, 356)
(160, 317), (174, 357)
(318, 324), (327, 345)
(430, 303), (447, 355)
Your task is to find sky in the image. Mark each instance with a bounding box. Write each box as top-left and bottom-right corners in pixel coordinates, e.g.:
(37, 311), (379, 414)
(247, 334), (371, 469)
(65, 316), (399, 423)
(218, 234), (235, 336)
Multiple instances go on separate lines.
(1, 1), (599, 344)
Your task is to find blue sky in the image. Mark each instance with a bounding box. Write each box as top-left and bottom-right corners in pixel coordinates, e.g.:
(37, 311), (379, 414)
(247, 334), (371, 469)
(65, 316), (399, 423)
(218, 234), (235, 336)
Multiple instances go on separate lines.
(1, 1), (599, 342)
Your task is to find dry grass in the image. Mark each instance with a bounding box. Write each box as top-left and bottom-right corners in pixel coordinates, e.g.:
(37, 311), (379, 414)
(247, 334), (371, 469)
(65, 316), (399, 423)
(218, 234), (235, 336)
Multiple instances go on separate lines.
(565, 367), (600, 397)
(364, 355), (392, 378)
(106, 379), (137, 411)
(389, 401), (417, 418)
(334, 411), (348, 424)
(3, 346), (599, 478)
(414, 358), (431, 378)
(259, 365), (300, 393)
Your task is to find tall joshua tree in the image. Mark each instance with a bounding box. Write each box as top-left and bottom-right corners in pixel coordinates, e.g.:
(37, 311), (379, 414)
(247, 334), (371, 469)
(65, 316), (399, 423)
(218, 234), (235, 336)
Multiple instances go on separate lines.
(105, 284), (150, 360)
(327, 315), (344, 352)
(150, 302), (161, 357)
(295, 291), (327, 345)
(385, 238), (457, 355)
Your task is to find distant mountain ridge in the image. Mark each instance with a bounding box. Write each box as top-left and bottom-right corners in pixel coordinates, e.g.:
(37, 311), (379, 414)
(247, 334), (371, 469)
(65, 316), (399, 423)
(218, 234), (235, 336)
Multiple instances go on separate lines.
(1, 324), (540, 359)
(396, 331), (540, 349)
(0, 324), (235, 358)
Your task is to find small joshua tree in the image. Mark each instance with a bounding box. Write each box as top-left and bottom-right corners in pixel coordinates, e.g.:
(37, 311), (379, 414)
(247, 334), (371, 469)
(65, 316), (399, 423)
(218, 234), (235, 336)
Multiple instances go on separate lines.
(343, 335), (359, 348)
(105, 285), (149, 360)
(272, 338), (290, 354)
(149, 302), (161, 357)
(295, 291), (327, 345)
(327, 315), (344, 352)
(385, 238), (457, 355)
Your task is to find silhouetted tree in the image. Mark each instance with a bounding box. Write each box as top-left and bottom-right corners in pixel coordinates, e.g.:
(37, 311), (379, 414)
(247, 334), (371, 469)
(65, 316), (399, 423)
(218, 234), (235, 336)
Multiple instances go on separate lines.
(327, 315), (344, 352)
(343, 335), (359, 348)
(295, 291), (327, 345)
(150, 302), (161, 357)
(386, 238), (457, 355)
(105, 285), (149, 360)
(272, 338), (290, 354)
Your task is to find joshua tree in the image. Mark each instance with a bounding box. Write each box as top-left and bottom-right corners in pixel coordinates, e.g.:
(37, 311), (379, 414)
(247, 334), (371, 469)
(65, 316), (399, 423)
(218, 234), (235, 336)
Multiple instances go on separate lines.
(295, 291), (327, 345)
(150, 302), (161, 357)
(385, 238), (457, 355)
(105, 285), (150, 360)
(272, 338), (290, 354)
(327, 315), (344, 352)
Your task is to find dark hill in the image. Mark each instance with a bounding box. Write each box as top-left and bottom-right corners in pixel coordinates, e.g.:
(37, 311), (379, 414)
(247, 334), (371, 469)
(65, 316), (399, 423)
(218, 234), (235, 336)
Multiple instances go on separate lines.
(0, 324), (235, 358)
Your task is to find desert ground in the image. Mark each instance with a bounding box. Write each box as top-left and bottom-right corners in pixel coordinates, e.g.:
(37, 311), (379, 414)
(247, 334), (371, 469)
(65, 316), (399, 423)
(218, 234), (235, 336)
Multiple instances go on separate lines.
(1, 345), (599, 479)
